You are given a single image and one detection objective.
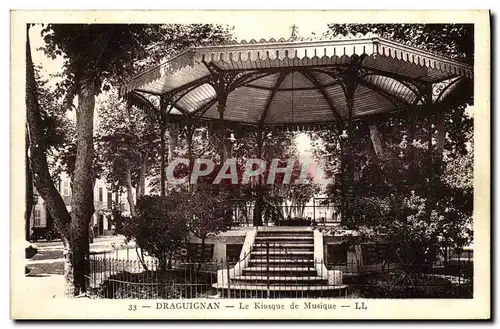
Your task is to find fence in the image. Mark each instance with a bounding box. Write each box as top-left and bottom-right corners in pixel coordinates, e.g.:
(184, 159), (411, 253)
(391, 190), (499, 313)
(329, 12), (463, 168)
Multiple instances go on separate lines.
(230, 198), (340, 227)
(88, 245), (473, 299)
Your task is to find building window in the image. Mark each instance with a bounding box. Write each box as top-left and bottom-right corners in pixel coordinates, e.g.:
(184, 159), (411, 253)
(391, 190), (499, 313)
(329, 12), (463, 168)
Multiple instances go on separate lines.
(62, 181), (69, 196)
(107, 192), (112, 209)
(98, 187), (103, 202)
(33, 208), (41, 227)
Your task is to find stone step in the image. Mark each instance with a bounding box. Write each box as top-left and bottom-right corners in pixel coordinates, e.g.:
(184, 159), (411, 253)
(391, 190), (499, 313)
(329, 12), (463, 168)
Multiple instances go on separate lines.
(252, 243), (313, 248)
(243, 266), (316, 272)
(254, 239), (313, 244)
(248, 259), (314, 265)
(253, 245), (313, 250)
(251, 255), (313, 261)
(252, 250), (313, 256)
(251, 253), (313, 261)
(255, 236), (313, 241)
(256, 232), (313, 238)
(233, 275), (326, 283)
(213, 283), (348, 291)
(243, 268), (317, 277)
(252, 247), (314, 253)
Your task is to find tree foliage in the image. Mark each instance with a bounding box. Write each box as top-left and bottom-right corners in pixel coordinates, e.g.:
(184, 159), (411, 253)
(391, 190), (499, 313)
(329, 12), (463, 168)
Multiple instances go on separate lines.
(34, 67), (71, 154)
(123, 194), (190, 270)
(311, 24), (474, 264)
(187, 184), (232, 241)
(324, 23), (473, 64)
(41, 24), (234, 103)
(30, 23), (234, 295)
(95, 92), (159, 213)
(118, 186), (231, 268)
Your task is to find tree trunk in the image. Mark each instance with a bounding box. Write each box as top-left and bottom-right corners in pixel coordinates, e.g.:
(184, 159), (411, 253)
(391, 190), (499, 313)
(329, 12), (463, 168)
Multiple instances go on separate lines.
(135, 243), (148, 271)
(168, 123), (179, 162)
(283, 201), (290, 219)
(426, 116), (434, 219)
(29, 26), (94, 296)
(26, 26), (72, 237)
(125, 165), (136, 217)
(298, 203), (306, 218)
(436, 111), (445, 156)
(46, 205), (54, 230)
(160, 123), (166, 197)
(435, 111), (446, 179)
(63, 231), (90, 296)
(25, 129), (33, 241)
(136, 178), (142, 201)
(368, 124), (384, 158)
(68, 76), (96, 296)
(186, 127), (194, 192)
(88, 177), (96, 243)
(158, 255), (168, 298)
(137, 152), (148, 200)
(167, 250), (174, 270)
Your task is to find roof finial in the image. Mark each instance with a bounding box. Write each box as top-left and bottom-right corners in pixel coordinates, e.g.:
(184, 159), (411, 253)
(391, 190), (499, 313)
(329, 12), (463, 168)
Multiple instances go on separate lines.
(290, 24), (300, 41)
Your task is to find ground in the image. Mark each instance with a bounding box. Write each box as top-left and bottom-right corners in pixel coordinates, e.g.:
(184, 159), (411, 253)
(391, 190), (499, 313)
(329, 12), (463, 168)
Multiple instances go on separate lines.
(25, 235), (133, 298)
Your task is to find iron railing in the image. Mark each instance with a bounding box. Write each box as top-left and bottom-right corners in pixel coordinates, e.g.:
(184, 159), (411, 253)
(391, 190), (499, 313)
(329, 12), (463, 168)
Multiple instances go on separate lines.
(230, 198), (340, 227)
(88, 249), (473, 299)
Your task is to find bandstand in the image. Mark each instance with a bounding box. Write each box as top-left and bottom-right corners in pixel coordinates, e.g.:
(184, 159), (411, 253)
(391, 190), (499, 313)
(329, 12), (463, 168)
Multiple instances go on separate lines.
(120, 33), (473, 296)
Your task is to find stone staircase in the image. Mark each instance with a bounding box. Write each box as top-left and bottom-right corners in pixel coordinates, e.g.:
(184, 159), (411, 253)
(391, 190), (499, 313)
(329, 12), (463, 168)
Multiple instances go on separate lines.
(214, 228), (347, 298)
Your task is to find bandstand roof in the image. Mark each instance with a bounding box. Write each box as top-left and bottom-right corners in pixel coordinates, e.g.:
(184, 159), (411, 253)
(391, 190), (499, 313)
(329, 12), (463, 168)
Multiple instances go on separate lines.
(121, 33), (473, 128)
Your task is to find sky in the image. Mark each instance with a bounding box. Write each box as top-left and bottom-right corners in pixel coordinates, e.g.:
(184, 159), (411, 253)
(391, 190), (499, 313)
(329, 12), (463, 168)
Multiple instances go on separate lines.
(29, 18), (332, 82)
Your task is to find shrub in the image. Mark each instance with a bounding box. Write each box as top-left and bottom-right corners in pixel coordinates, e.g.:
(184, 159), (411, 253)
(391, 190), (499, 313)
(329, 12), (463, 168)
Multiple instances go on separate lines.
(357, 271), (472, 298)
(119, 193), (192, 275)
(93, 269), (216, 299)
(187, 184), (231, 263)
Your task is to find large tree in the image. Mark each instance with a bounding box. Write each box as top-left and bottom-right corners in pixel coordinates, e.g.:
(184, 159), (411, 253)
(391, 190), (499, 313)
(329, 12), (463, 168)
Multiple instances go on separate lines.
(26, 23), (233, 296)
(25, 65), (72, 240)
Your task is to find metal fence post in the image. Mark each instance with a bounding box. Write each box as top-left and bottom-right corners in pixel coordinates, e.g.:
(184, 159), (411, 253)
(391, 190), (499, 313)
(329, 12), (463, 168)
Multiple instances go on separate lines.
(226, 260), (231, 298)
(458, 253), (462, 297)
(266, 241), (270, 299)
(313, 199), (316, 223)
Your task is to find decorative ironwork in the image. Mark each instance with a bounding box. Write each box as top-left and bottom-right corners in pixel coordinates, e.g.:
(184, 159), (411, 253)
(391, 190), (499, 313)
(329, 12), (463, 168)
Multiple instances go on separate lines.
(432, 81), (447, 102)
(432, 77), (463, 103)
(135, 90), (161, 111)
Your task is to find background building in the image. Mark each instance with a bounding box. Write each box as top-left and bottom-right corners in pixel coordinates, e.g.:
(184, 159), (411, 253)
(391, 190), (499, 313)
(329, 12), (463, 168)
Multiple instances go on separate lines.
(30, 173), (132, 239)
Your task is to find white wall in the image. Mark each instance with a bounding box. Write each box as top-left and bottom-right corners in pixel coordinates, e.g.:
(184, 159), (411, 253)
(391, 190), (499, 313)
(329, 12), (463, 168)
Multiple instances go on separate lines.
(31, 173), (131, 231)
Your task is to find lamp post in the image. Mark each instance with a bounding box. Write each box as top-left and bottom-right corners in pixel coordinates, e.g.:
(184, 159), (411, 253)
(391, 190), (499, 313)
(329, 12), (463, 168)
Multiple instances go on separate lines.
(339, 128), (350, 226)
(228, 132), (236, 158)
